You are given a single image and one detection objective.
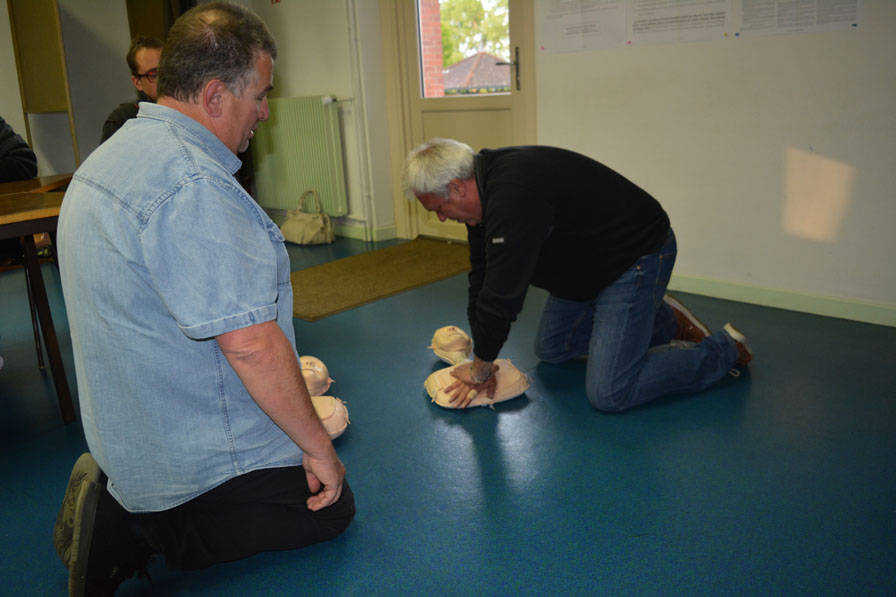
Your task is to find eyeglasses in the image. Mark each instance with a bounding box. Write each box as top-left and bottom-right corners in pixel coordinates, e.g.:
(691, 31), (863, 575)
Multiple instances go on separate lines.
(135, 69), (158, 83)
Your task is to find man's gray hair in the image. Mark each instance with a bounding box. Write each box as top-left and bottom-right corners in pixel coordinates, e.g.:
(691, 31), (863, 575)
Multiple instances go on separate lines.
(402, 138), (475, 199)
(158, 1), (277, 103)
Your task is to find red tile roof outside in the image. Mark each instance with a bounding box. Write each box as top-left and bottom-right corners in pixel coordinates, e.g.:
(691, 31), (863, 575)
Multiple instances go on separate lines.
(443, 51), (511, 94)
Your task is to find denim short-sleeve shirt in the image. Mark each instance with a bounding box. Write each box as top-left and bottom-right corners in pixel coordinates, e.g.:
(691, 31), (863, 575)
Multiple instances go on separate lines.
(58, 103), (301, 512)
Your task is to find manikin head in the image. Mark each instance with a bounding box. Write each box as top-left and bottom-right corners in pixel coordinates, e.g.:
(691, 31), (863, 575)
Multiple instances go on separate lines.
(403, 138), (483, 226)
(300, 355), (333, 396)
(126, 36), (163, 101)
(429, 325), (473, 365)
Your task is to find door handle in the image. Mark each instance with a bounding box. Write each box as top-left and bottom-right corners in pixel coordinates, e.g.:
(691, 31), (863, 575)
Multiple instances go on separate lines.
(495, 46), (520, 91)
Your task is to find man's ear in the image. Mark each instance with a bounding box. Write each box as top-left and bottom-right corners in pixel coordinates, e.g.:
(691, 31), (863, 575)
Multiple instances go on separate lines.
(448, 178), (465, 196)
(203, 79), (228, 118)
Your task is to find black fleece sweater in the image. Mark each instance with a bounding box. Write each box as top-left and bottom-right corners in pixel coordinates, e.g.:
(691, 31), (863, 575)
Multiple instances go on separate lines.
(0, 115), (37, 183)
(467, 146), (670, 362)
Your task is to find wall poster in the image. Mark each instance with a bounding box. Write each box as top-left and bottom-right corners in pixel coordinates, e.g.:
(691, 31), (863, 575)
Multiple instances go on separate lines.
(538, 0), (863, 53)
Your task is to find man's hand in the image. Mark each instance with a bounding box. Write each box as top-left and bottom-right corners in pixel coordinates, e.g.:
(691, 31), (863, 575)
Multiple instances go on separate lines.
(218, 321), (348, 509)
(303, 450), (346, 511)
(446, 361), (499, 408)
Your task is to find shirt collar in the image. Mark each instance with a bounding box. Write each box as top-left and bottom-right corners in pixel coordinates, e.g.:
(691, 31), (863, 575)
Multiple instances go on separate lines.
(473, 152), (486, 213)
(135, 102), (243, 174)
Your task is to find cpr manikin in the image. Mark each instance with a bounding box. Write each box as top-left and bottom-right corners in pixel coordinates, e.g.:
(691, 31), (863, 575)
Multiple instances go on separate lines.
(425, 327), (529, 409)
(300, 355), (349, 439)
(425, 358), (530, 409)
(301, 355), (334, 396)
(428, 325), (473, 365)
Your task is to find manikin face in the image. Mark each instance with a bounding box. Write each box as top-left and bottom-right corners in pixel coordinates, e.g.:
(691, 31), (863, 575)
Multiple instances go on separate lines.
(429, 325), (473, 365)
(431, 326), (472, 351)
(219, 53), (274, 154)
(131, 47), (161, 101)
(415, 178), (482, 226)
(300, 355), (333, 397)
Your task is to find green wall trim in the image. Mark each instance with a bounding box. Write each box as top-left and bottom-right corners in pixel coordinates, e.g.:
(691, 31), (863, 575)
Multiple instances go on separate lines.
(668, 274), (896, 328)
(371, 226), (398, 242)
(332, 223), (397, 242)
(264, 208), (396, 243)
(333, 223), (365, 241)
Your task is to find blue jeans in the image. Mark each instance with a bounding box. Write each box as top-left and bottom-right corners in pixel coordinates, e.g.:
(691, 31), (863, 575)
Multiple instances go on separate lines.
(534, 230), (739, 412)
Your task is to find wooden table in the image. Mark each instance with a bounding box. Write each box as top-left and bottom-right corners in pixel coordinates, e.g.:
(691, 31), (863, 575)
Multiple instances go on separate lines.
(0, 191), (75, 423)
(0, 173), (72, 196)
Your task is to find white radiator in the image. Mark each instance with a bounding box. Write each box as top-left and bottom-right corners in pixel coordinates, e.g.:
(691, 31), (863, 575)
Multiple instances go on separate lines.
(251, 96), (348, 216)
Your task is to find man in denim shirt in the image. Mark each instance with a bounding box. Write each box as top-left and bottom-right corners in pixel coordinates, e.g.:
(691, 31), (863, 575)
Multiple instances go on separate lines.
(56, 3), (354, 594)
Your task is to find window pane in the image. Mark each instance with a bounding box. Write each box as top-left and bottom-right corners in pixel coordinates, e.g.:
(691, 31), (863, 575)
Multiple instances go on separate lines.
(417, 0), (510, 98)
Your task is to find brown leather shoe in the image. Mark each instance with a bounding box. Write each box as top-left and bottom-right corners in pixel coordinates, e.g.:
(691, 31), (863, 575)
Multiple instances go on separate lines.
(664, 294), (711, 343)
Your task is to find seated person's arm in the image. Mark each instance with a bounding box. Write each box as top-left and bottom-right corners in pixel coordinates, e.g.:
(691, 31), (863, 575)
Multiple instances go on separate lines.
(0, 116), (38, 182)
(217, 320), (344, 510)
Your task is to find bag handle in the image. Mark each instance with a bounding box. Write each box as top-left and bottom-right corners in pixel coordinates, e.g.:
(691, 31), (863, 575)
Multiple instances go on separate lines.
(300, 190), (324, 215)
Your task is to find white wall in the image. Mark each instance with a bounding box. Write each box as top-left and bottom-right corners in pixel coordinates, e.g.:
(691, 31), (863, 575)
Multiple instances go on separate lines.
(246, 0), (395, 240)
(6, 0), (892, 323)
(535, 0), (896, 324)
(0, 0), (74, 174)
(0, 0), (132, 174)
(0, 0), (26, 138)
(349, 0), (395, 239)
(58, 0), (134, 160)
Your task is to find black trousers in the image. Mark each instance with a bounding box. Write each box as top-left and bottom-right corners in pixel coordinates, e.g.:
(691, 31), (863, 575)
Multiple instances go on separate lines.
(134, 466), (355, 570)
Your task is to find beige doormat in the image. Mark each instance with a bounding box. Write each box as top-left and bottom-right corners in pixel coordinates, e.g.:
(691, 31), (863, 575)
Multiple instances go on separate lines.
(291, 237), (470, 321)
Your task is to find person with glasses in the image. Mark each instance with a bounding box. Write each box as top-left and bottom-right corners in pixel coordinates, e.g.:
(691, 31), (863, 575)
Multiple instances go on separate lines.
(100, 36), (163, 143)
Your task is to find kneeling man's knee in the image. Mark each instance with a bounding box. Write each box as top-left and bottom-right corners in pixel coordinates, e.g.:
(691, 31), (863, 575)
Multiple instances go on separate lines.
(534, 338), (584, 364)
(535, 345), (569, 364)
(586, 385), (631, 413)
(315, 480), (356, 541)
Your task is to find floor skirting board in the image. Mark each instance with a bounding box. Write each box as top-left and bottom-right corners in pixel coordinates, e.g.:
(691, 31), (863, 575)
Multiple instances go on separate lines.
(333, 222), (397, 242)
(669, 273), (896, 328)
(263, 208), (397, 243)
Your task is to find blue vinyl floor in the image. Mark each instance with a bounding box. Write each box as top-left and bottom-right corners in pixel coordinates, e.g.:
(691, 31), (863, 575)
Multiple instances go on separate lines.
(0, 237), (894, 596)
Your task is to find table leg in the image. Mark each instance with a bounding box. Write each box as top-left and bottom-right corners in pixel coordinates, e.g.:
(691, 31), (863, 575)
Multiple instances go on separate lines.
(22, 260), (46, 369)
(20, 234), (76, 423)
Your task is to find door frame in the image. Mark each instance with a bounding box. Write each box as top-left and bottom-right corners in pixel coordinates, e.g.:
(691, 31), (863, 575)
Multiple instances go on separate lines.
(379, 0), (536, 240)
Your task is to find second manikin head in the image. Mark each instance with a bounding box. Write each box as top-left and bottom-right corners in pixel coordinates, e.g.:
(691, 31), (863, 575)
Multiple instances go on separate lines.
(300, 355), (334, 396)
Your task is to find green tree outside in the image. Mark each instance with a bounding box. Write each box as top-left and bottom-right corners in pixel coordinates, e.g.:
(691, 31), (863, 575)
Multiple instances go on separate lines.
(439, 0), (509, 67)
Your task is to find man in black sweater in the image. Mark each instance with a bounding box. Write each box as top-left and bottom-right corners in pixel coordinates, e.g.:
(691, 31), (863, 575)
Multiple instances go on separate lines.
(403, 138), (752, 412)
(0, 115), (38, 182)
(100, 36), (163, 143)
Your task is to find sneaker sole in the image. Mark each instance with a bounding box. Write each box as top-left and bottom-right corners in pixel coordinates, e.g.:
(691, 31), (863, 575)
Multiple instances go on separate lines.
(723, 322), (754, 364)
(55, 453), (103, 568)
(664, 294), (711, 337)
(69, 482), (101, 597)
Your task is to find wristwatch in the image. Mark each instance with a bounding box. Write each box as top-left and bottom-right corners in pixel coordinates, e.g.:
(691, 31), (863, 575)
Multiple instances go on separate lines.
(470, 364), (492, 384)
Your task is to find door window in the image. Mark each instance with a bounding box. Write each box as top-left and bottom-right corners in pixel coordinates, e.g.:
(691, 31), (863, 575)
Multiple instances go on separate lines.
(417, 0), (510, 98)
